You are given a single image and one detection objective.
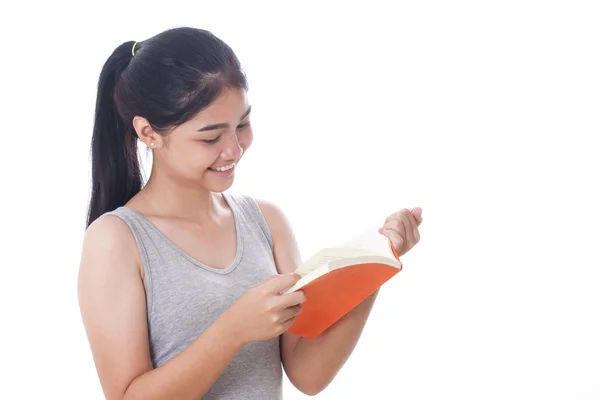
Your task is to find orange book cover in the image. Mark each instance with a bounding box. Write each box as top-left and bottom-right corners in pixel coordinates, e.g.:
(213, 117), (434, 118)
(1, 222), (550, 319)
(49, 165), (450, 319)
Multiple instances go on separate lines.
(282, 232), (402, 339)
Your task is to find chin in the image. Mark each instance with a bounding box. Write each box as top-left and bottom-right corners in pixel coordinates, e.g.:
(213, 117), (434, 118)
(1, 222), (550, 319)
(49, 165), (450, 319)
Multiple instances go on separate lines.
(210, 181), (234, 193)
(203, 174), (236, 193)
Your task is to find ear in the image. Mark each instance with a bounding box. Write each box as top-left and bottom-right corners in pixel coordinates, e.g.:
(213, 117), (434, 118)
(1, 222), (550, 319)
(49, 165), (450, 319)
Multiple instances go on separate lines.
(132, 116), (163, 149)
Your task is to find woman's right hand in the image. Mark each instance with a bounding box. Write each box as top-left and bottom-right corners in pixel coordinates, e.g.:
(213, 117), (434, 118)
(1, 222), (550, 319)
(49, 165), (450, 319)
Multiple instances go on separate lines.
(225, 273), (306, 345)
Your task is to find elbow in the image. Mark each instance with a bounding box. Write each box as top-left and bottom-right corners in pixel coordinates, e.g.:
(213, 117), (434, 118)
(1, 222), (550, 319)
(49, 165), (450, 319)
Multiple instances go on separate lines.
(120, 376), (142, 400)
(293, 375), (332, 397)
(300, 382), (329, 397)
(301, 386), (325, 397)
(284, 357), (335, 396)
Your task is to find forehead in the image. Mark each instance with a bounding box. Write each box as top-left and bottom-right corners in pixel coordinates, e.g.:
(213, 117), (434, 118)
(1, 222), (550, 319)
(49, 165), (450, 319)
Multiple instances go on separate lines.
(193, 87), (249, 122)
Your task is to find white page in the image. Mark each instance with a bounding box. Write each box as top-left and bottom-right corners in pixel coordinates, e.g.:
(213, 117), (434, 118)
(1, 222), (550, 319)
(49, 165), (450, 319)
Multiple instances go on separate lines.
(334, 225), (394, 258)
(294, 226), (395, 278)
(294, 247), (381, 277)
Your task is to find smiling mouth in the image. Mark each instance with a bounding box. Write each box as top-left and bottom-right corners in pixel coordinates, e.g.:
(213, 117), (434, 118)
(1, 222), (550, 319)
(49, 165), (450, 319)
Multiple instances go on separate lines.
(208, 162), (236, 172)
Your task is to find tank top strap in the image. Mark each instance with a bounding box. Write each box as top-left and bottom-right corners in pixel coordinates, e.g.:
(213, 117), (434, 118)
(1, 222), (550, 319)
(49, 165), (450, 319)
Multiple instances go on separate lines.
(222, 192), (273, 252)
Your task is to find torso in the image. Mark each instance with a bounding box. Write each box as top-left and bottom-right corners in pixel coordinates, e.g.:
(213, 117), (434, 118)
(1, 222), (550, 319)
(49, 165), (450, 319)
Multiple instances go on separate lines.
(106, 192), (284, 399)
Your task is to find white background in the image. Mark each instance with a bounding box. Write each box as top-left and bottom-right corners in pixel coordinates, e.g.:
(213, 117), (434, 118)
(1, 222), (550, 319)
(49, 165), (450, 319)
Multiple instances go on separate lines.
(1, 0), (599, 399)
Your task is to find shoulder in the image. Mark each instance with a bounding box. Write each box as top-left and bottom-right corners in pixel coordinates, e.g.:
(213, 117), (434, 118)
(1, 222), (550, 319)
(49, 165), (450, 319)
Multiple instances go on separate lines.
(84, 213), (136, 253)
(80, 213), (142, 278)
(251, 197), (301, 274)
(251, 197), (293, 237)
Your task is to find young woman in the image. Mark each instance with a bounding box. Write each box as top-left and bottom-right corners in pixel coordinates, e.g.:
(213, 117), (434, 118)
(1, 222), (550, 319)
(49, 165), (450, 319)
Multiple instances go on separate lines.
(78, 26), (423, 400)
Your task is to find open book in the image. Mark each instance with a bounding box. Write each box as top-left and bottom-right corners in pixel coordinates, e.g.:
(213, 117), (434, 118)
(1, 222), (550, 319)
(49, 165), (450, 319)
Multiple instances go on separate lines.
(282, 228), (403, 339)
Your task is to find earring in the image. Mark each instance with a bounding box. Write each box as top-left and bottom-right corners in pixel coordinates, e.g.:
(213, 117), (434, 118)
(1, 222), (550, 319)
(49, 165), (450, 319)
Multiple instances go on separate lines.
(150, 142), (155, 147)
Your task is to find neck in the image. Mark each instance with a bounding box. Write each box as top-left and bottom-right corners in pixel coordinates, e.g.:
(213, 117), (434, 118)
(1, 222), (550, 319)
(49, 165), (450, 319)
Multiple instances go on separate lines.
(138, 167), (221, 223)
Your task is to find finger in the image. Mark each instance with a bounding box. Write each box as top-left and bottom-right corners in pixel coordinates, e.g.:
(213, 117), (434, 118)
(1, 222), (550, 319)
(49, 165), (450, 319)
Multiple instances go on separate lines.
(257, 274), (281, 286)
(280, 314), (298, 334)
(262, 273), (302, 293)
(386, 207), (423, 226)
(380, 218), (406, 239)
(379, 228), (404, 252)
(279, 304), (303, 323)
(406, 210), (420, 244)
(397, 211), (417, 248)
(381, 211), (416, 247)
(410, 207), (423, 226)
(276, 290), (306, 309)
(385, 209), (407, 224)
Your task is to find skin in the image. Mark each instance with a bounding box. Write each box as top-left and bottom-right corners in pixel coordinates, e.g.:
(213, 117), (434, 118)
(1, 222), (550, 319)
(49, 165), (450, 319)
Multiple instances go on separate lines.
(77, 87), (423, 400)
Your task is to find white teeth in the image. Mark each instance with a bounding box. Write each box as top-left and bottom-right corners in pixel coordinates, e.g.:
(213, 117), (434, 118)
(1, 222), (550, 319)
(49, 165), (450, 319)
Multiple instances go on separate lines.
(212, 163), (235, 172)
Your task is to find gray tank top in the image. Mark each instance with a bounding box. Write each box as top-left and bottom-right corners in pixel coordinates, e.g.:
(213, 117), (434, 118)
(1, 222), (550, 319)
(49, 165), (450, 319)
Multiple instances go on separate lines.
(107, 192), (283, 399)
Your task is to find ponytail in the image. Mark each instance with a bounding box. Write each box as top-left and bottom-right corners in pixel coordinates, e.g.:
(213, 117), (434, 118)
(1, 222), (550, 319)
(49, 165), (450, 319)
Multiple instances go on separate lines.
(86, 28), (248, 228)
(86, 41), (142, 228)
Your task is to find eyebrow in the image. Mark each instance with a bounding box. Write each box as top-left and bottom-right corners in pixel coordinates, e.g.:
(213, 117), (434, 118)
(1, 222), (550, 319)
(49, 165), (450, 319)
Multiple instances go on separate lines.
(196, 106), (252, 132)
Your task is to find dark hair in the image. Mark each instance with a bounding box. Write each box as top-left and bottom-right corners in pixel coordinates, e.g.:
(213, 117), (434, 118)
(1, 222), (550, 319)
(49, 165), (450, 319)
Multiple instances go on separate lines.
(86, 27), (247, 228)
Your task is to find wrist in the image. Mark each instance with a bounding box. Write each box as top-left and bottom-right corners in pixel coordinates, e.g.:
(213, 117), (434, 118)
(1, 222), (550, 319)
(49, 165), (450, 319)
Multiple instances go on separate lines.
(217, 309), (248, 348)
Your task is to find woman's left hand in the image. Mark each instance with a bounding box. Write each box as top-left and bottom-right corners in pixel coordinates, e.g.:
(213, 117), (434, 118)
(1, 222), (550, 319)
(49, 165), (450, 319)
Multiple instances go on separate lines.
(378, 207), (423, 258)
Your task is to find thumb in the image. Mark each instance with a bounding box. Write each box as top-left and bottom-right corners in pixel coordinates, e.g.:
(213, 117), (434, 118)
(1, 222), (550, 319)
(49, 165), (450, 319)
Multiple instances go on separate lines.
(262, 273), (302, 293)
(410, 207), (423, 225)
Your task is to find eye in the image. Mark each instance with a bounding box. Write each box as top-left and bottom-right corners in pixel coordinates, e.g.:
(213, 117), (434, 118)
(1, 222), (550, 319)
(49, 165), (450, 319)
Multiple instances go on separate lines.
(201, 136), (221, 144)
(237, 121), (251, 129)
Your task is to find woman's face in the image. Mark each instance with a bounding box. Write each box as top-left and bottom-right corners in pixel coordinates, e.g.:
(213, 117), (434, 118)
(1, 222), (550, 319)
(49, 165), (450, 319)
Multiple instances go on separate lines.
(144, 87), (253, 193)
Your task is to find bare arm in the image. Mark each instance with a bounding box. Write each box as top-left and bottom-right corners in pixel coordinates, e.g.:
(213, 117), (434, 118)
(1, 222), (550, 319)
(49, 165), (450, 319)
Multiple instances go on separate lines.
(257, 200), (380, 396)
(77, 215), (244, 400)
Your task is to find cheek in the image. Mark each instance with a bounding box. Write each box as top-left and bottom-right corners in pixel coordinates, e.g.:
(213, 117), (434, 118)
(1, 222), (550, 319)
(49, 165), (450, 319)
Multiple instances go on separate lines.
(173, 142), (217, 172)
(240, 130), (254, 150)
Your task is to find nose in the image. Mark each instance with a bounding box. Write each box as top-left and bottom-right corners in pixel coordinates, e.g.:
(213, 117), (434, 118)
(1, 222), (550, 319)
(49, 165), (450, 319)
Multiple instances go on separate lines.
(220, 132), (243, 161)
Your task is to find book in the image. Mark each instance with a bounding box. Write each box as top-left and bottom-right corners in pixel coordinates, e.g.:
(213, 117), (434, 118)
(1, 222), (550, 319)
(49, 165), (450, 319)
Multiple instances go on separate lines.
(282, 228), (403, 339)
